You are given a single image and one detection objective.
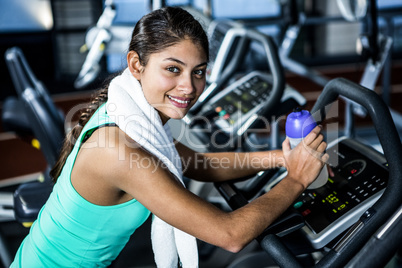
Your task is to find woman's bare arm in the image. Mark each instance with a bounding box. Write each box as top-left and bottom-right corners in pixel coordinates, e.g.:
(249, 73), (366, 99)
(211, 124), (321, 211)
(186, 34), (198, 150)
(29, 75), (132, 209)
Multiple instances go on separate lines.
(86, 126), (328, 253)
(176, 142), (284, 182)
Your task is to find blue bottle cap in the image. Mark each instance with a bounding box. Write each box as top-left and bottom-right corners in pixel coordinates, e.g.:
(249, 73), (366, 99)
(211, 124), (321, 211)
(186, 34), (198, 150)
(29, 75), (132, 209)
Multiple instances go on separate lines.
(286, 108), (317, 139)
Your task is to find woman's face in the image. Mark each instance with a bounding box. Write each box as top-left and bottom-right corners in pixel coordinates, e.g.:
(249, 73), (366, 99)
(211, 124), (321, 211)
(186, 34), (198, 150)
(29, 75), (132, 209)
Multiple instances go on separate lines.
(128, 39), (207, 124)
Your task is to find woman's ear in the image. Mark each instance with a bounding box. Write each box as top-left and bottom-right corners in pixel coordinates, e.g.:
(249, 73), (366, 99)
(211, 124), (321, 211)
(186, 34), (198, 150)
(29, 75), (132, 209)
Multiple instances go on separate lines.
(127, 51), (143, 80)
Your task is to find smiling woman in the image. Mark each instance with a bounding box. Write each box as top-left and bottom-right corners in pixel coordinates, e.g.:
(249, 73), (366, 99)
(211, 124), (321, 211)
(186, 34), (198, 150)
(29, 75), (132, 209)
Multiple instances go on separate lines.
(127, 39), (208, 123)
(10, 6), (328, 268)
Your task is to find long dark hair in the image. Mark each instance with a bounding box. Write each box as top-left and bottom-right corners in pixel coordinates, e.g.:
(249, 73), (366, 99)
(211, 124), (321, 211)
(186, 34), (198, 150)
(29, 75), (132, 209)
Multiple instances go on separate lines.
(50, 6), (209, 181)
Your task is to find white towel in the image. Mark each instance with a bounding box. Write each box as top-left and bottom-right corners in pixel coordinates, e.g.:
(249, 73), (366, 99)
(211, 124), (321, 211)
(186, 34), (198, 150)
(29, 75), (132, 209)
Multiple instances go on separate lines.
(106, 68), (199, 267)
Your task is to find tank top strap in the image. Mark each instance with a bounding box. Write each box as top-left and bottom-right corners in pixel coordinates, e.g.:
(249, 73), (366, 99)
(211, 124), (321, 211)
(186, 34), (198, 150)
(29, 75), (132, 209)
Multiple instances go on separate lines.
(76, 103), (116, 145)
(59, 103), (117, 181)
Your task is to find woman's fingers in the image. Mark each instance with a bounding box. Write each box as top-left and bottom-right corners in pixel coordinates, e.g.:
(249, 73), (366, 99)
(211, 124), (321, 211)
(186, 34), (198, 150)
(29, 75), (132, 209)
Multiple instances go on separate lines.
(300, 127), (327, 166)
(303, 126), (322, 145)
(309, 133), (325, 150)
(282, 137), (291, 154)
(327, 163), (335, 177)
(316, 139), (327, 154)
(299, 126), (326, 156)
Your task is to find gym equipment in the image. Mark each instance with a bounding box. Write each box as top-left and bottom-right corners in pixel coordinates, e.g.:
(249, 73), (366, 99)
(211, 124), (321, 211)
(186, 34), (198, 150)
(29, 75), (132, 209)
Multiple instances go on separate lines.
(346, 203), (402, 267)
(278, 0), (331, 88)
(0, 47), (66, 267)
(338, 0), (402, 138)
(2, 47), (65, 224)
(74, 0), (117, 89)
(74, 0), (159, 89)
(215, 78), (402, 267)
(4, 47), (65, 167)
(278, 0), (401, 138)
(205, 20), (245, 85)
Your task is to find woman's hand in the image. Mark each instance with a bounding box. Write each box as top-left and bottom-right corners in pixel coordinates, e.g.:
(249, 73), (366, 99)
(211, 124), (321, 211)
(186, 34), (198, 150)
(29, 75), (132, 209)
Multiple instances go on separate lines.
(282, 126), (329, 190)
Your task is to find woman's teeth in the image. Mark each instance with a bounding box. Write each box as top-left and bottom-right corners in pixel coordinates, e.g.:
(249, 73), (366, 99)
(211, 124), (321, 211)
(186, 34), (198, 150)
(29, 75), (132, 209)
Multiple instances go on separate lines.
(168, 96), (190, 104)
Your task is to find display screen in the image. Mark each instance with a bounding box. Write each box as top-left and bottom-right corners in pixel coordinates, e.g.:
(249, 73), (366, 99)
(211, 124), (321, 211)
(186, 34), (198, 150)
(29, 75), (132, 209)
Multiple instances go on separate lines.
(322, 191), (348, 214)
(211, 76), (272, 125)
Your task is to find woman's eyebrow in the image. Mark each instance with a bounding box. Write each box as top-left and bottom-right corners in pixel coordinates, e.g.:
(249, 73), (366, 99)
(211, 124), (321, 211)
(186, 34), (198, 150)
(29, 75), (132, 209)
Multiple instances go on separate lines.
(196, 62), (208, 68)
(164, 57), (186, 66)
(164, 57), (207, 68)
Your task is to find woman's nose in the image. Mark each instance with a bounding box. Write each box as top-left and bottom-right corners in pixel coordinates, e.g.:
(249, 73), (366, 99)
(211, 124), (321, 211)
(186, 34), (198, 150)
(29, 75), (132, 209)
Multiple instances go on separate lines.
(178, 75), (195, 95)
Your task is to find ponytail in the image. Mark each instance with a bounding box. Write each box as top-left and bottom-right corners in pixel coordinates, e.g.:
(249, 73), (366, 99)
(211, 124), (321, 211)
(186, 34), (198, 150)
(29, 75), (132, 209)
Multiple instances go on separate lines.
(50, 77), (113, 182)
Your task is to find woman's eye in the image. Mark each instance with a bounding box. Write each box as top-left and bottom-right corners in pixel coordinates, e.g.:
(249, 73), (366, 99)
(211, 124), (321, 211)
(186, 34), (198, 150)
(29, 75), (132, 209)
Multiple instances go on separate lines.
(193, 69), (205, 77)
(167, 66), (180, 73)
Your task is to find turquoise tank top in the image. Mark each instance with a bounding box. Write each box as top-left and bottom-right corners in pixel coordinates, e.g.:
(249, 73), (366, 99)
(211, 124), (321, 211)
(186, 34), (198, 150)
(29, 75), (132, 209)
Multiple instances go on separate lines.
(11, 104), (151, 267)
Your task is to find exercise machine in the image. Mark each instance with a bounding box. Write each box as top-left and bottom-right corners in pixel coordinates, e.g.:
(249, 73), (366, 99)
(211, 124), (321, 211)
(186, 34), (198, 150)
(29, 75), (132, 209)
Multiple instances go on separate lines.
(214, 78), (402, 267)
(74, 0), (119, 89)
(0, 47), (65, 267)
(338, 0), (402, 138)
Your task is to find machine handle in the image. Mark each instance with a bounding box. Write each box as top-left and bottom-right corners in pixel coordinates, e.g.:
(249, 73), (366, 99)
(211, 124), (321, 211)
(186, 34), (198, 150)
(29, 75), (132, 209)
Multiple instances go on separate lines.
(243, 29), (285, 117)
(345, 204), (402, 268)
(5, 47), (38, 96)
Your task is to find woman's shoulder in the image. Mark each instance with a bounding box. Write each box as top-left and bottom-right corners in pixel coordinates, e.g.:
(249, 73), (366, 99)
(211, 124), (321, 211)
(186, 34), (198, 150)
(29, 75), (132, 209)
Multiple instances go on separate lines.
(80, 126), (137, 158)
(71, 126), (145, 205)
(73, 125), (175, 195)
(77, 126), (154, 176)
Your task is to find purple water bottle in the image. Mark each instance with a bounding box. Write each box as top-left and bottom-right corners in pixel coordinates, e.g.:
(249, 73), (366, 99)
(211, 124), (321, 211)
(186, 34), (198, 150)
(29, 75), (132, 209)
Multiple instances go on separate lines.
(286, 108), (328, 189)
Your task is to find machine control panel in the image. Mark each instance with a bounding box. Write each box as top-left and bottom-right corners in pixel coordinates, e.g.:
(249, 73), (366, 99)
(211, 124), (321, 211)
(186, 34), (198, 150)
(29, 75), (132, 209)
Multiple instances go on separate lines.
(190, 71), (305, 150)
(297, 138), (388, 248)
(264, 138), (388, 249)
(201, 71), (272, 133)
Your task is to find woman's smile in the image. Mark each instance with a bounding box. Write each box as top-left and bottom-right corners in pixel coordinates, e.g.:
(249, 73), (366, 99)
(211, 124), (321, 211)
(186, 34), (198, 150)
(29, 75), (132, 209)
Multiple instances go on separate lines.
(167, 95), (193, 108)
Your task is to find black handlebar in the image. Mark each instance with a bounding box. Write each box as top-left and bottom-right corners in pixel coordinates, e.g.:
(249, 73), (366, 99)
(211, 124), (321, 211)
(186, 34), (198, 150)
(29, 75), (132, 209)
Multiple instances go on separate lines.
(5, 47), (65, 167)
(5, 47), (37, 96)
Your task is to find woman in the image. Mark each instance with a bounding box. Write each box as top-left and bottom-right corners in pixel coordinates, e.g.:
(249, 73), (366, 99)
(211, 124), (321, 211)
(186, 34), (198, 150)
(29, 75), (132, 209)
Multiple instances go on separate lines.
(11, 6), (328, 267)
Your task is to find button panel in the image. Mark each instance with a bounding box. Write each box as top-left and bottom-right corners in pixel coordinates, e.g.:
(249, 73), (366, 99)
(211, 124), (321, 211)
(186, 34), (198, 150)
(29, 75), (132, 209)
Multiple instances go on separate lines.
(292, 140), (388, 234)
(212, 74), (272, 126)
